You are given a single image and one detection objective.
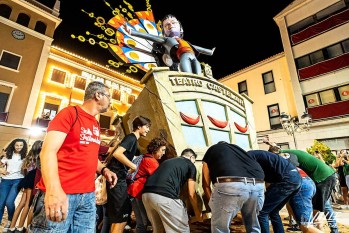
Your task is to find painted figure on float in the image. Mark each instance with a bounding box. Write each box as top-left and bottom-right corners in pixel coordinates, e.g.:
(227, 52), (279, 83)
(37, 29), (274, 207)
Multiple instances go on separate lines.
(107, 11), (215, 76)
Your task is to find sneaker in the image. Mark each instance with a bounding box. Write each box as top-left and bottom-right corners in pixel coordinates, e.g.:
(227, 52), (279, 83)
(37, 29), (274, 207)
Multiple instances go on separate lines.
(124, 225), (131, 231)
(287, 225), (301, 231)
(14, 227), (26, 233)
(339, 205), (349, 210)
(7, 229), (16, 233)
(2, 223), (11, 232)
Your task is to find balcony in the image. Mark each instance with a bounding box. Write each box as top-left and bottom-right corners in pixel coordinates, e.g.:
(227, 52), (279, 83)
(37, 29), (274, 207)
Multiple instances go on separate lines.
(298, 52), (349, 80)
(0, 112), (9, 122)
(36, 118), (51, 128)
(291, 8), (349, 45)
(308, 100), (349, 120)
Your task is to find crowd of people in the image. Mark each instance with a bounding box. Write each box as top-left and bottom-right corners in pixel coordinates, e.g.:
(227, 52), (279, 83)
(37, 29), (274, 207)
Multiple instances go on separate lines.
(1, 80), (348, 233)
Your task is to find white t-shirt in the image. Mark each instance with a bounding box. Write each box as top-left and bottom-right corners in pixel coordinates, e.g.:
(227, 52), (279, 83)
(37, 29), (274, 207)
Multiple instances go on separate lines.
(1, 153), (24, 179)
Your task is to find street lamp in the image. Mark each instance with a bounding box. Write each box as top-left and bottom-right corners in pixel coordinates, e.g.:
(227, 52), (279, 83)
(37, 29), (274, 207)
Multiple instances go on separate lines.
(279, 111), (312, 149)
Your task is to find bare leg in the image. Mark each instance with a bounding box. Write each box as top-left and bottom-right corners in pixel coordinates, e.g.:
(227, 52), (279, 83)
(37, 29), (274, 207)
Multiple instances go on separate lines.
(341, 186), (348, 205)
(9, 190), (26, 228)
(18, 188), (32, 228)
(110, 222), (127, 233)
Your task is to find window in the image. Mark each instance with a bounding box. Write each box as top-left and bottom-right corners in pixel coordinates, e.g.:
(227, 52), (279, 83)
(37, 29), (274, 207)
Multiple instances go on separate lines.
(51, 68), (66, 84)
(319, 90), (336, 104)
(296, 39), (349, 69)
(128, 95), (135, 104)
(16, 13), (30, 27)
(326, 44), (343, 59)
(262, 71), (276, 94)
(99, 115), (111, 129)
(343, 39), (349, 53)
(42, 103), (59, 120)
(338, 85), (349, 100)
(238, 81), (248, 96)
(289, 16), (315, 34)
(305, 93), (320, 107)
(296, 55), (311, 69)
(310, 50), (325, 64)
(112, 89), (121, 101)
(34, 21), (46, 34)
(267, 104), (281, 129)
(74, 76), (86, 90)
(0, 51), (21, 70)
(0, 4), (11, 18)
(0, 92), (9, 112)
(316, 0), (346, 20)
(304, 85), (348, 107)
(0, 82), (15, 113)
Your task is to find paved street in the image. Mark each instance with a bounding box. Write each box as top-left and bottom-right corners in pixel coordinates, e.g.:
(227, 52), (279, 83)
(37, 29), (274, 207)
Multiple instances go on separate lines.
(1, 191), (349, 232)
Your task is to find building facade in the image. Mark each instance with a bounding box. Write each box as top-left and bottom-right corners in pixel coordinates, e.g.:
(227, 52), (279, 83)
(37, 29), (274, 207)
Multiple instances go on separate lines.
(220, 0), (349, 152)
(0, 0), (142, 149)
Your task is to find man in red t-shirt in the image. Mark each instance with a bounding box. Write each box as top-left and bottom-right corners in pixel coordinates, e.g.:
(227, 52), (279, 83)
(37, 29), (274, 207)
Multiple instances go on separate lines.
(29, 81), (117, 232)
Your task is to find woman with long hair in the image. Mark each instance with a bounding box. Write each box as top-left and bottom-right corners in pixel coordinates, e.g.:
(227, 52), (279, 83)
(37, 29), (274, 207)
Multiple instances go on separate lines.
(7, 140), (43, 233)
(0, 138), (28, 231)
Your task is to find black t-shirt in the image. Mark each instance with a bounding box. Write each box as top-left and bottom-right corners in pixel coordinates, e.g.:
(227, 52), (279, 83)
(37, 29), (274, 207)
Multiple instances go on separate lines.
(108, 133), (138, 180)
(143, 157), (196, 199)
(248, 150), (296, 183)
(202, 143), (264, 183)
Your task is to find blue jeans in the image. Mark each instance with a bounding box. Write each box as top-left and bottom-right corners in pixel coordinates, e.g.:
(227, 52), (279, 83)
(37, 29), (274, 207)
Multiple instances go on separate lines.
(131, 197), (149, 233)
(209, 181), (265, 233)
(29, 191), (96, 232)
(258, 169), (301, 233)
(324, 199), (338, 233)
(0, 178), (22, 222)
(289, 176), (316, 226)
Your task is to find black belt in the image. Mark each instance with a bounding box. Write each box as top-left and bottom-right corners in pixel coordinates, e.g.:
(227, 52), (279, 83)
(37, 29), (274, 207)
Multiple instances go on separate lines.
(216, 177), (264, 184)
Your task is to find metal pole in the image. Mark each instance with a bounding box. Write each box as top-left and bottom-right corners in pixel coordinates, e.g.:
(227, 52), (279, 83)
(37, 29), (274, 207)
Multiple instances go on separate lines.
(292, 131), (297, 149)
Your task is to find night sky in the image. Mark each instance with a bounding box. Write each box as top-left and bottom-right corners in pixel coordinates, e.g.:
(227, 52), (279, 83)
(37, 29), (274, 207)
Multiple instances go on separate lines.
(47, 0), (294, 80)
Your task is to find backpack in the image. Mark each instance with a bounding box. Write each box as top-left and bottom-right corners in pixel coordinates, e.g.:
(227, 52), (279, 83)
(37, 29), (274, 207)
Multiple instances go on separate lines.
(126, 154), (151, 184)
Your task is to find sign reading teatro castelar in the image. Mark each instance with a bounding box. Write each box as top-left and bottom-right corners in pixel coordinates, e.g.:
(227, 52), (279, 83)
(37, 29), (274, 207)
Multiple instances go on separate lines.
(169, 76), (244, 108)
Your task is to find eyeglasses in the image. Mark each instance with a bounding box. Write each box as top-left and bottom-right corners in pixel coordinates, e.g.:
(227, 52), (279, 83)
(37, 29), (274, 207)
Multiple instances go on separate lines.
(99, 92), (111, 99)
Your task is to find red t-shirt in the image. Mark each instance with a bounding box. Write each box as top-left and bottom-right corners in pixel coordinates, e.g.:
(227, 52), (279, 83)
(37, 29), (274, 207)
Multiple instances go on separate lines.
(127, 155), (159, 199)
(37, 106), (100, 194)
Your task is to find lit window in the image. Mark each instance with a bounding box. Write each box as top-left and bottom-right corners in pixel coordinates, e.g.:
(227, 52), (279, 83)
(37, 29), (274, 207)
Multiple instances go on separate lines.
(74, 76), (86, 90)
(305, 93), (320, 107)
(51, 68), (66, 84)
(338, 85), (349, 100)
(319, 90), (336, 104)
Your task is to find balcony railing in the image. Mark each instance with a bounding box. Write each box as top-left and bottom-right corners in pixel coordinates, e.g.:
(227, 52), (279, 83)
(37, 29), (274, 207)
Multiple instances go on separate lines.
(298, 52), (349, 80)
(307, 100), (349, 120)
(291, 8), (349, 45)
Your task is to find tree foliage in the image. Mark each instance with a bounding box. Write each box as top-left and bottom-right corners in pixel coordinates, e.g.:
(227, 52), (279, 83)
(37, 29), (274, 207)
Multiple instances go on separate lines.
(306, 140), (336, 165)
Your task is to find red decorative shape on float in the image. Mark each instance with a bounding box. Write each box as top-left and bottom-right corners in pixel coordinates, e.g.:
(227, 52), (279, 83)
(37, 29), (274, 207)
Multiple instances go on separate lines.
(342, 91), (348, 96)
(180, 112), (200, 125)
(234, 122), (248, 133)
(207, 115), (228, 128)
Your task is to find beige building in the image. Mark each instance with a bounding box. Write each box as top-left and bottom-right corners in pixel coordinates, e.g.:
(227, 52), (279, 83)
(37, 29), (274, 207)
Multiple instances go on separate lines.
(0, 0), (142, 149)
(220, 0), (349, 151)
